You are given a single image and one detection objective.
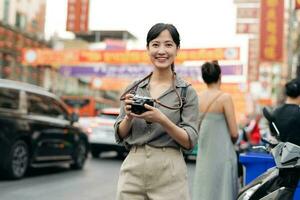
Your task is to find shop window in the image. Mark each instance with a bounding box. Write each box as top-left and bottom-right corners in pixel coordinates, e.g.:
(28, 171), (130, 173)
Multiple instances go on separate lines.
(15, 12), (27, 30)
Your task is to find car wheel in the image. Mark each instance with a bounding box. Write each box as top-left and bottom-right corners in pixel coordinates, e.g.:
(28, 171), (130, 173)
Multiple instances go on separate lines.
(71, 141), (87, 170)
(6, 140), (29, 179)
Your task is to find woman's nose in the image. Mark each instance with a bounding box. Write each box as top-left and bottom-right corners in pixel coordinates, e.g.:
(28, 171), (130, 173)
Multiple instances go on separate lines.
(157, 46), (166, 54)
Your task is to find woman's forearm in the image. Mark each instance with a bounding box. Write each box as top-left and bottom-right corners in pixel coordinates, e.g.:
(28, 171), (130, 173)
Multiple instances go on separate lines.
(117, 116), (133, 139)
(160, 116), (191, 149)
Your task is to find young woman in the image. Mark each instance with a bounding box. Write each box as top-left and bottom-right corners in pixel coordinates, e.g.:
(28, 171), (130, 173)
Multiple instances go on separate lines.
(114, 23), (199, 200)
(192, 61), (239, 200)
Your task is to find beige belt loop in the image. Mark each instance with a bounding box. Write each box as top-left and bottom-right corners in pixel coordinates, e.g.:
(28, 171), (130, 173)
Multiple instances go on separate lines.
(162, 147), (166, 152)
(134, 146), (138, 152)
(131, 145), (137, 153)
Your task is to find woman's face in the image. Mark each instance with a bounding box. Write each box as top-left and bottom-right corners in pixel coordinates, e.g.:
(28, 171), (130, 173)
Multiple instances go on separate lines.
(147, 29), (179, 70)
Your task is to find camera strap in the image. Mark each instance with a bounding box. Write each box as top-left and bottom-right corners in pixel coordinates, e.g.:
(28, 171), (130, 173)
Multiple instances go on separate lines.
(119, 72), (153, 101)
(119, 72), (184, 110)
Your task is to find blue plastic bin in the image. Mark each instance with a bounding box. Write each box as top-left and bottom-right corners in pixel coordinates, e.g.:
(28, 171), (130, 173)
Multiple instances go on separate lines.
(239, 152), (276, 184)
(239, 152), (300, 200)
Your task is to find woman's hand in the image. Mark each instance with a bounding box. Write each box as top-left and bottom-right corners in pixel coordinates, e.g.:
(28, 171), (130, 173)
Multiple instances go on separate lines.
(124, 94), (134, 120)
(117, 94), (134, 139)
(130, 104), (167, 123)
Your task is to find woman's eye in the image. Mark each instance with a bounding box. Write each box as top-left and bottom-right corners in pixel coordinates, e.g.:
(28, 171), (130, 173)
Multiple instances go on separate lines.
(152, 43), (159, 47)
(166, 43), (173, 47)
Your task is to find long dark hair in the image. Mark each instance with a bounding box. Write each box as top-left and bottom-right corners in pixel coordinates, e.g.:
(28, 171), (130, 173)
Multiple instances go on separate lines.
(146, 23), (180, 71)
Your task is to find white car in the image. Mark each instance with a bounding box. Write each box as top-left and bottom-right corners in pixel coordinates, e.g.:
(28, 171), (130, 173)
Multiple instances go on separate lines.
(88, 108), (127, 158)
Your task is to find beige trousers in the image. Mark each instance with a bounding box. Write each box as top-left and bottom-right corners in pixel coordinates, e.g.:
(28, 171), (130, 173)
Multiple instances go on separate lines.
(116, 145), (190, 200)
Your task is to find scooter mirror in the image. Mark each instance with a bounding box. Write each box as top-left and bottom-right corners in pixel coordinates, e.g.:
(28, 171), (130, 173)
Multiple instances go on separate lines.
(262, 107), (280, 138)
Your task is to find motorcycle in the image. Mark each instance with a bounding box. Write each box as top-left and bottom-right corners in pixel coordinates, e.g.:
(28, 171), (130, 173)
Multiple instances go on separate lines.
(237, 107), (300, 200)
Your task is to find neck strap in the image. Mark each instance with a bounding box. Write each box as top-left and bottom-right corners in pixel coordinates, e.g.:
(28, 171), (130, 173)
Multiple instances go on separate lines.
(119, 72), (183, 110)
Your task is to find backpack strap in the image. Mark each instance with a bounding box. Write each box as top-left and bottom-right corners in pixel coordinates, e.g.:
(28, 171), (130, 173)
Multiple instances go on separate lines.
(181, 86), (188, 105)
(180, 86), (188, 116)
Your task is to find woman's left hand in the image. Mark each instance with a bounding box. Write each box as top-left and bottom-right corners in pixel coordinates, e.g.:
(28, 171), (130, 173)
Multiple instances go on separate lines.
(130, 104), (167, 123)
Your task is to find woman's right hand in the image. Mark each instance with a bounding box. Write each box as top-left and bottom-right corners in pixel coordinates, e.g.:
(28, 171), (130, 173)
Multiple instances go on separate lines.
(124, 94), (134, 120)
(118, 93), (134, 139)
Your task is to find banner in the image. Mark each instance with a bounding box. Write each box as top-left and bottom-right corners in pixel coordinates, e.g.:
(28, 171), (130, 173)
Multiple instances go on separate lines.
(22, 48), (240, 66)
(259, 0), (284, 62)
(59, 64), (244, 78)
(296, 0), (300, 9)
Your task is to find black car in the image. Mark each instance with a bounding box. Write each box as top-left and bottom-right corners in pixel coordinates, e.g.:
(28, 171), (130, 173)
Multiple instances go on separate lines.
(0, 79), (89, 179)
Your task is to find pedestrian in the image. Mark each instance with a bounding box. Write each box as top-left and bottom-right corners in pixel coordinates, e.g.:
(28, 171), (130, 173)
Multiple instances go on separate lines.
(243, 114), (262, 146)
(114, 23), (199, 200)
(268, 77), (300, 199)
(272, 78), (300, 145)
(192, 60), (239, 200)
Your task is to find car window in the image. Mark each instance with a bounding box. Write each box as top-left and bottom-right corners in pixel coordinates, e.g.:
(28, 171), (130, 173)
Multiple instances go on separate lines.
(0, 88), (19, 110)
(27, 92), (68, 119)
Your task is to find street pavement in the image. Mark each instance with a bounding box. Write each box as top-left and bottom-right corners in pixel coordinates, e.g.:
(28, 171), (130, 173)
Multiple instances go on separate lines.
(0, 153), (196, 200)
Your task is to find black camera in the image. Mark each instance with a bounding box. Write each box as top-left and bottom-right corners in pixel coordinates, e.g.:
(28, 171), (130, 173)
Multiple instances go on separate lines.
(131, 95), (154, 115)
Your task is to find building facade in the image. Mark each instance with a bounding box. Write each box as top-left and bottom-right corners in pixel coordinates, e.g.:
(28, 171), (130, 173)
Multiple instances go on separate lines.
(0, 0), (51, 88)
(0, 0), (46, 38)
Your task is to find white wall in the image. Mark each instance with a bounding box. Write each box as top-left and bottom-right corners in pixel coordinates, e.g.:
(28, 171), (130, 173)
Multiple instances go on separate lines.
(0, 0), (3, 21)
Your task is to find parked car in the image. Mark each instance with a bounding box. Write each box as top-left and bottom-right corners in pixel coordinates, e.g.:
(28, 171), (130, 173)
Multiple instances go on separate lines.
(0, 79), (89, 179)
(88, 108), (127, 158)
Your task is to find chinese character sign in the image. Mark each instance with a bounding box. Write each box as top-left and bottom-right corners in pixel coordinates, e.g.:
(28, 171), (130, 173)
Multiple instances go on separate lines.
(66, 0), (89, 33)
(259, 0), (284, 62)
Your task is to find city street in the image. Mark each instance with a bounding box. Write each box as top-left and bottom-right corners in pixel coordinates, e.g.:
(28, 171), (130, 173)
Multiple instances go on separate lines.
(0, 154), (196, 200)
(2, 0), (300, 199)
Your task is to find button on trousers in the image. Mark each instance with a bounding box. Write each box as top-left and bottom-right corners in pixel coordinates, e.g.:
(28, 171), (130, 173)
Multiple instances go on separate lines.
(116, 145), (190, 200)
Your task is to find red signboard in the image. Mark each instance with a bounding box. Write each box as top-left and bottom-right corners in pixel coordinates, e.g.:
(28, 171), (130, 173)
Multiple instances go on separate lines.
(296, 0), (300, 9)
(21, 48), (240, 67)
(259, 0), (284, 62)
(66, 0), (89, 33)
